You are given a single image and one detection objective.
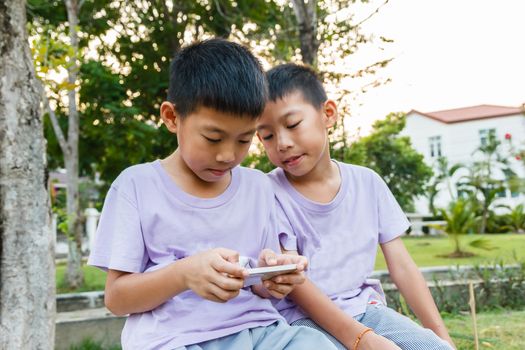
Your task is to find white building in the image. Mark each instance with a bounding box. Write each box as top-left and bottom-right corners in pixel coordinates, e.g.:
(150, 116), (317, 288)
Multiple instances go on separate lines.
(402, 104), (525, 215)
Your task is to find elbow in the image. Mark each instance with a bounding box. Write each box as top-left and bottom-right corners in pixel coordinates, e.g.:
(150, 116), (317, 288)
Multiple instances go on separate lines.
(104, 290), (128, 317)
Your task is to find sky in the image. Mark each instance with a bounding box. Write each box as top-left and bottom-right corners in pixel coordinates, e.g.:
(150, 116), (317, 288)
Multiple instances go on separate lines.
(346, 0), (525, 134)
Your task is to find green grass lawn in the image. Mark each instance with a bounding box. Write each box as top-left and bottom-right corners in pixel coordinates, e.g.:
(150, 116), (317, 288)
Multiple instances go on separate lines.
(57, 234), (525, 293)
(444, 309), (525, 350)
(67, 309), (525, 350)
(56, 263), (106, 294)
(375, 234), (525, 270)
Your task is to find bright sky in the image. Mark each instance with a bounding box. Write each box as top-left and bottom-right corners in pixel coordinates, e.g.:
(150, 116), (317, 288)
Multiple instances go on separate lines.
(348, 0), (525, 134)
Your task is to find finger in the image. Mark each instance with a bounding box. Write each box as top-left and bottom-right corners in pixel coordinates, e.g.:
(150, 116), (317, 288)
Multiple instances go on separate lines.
(208, 282), (241, 302)
(264, 279), (293, 294)
(214, 247), (240, 263)
(201, 290), (225, 303)
(274, 254), (307, 271)
(259, 249), (277, 266)
(267, 290), (287, 299)
(263, 280), (291, 299)
(270, 272), (305, 285)
(298, 256), (308, 270)
(214, 273), (245, 292)
(212, 258), (248, 278)
(287, 255), (308, 270)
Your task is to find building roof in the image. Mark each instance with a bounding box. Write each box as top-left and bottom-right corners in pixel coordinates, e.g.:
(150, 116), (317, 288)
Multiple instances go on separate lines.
(408, 104), (524, 124)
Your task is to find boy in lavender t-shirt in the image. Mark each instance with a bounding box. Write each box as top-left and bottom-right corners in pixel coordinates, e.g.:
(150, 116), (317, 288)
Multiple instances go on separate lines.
(88, 40), (338, 350)
(256, 64), (456, 350)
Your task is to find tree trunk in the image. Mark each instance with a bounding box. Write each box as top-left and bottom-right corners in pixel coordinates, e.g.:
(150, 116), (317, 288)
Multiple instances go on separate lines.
(291, 0), (319, 67)
(0, 0), (55, 348)
(64, 0), (84, 288)
(480, 205), (488, 234)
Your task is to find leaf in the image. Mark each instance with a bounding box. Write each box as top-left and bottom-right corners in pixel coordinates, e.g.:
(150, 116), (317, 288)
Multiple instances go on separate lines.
(469, 238), (496, 251)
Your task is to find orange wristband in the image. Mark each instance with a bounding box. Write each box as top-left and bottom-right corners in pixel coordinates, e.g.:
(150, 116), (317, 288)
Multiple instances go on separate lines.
(353, 328), (373, 350)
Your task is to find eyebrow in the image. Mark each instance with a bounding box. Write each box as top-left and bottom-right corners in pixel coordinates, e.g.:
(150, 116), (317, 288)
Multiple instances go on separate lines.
(202, 126), (255, 137)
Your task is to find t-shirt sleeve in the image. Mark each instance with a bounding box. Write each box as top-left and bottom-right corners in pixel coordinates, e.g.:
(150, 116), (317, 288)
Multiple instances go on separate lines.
(375, 174), (411, 244)
(87, 180), (148, 273)
(275, 198), (298, 252)
(258, 197), (285, 254)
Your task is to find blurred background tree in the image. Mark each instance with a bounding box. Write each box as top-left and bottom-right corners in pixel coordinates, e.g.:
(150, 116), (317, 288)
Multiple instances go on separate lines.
(28, 0), (428, 288)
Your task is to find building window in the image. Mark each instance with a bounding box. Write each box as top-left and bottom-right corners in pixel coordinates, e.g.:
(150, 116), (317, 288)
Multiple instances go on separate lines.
(429, 136), (442, 158)
(479, 128), (496, 146)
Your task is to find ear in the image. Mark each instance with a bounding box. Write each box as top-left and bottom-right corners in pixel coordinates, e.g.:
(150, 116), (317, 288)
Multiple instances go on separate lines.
(160, 102), (180, 134)
(322, 99), (338, 129)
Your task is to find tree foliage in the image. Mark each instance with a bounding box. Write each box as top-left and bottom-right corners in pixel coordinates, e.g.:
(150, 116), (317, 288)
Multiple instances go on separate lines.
(457, 133), (517, 233)
(332, 112), (433, 211)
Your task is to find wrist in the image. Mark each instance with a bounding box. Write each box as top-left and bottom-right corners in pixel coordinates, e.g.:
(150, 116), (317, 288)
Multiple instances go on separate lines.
(172, 257), (192, 292)
(251, 283), (272, 298)
(352, 327), (373, 350)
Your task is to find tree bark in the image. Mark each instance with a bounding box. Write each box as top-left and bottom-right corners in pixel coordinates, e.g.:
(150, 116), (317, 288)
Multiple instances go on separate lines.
(64, 0), (84, 288)
(291, 0), (319, 66)
(0, 0), (55, 348)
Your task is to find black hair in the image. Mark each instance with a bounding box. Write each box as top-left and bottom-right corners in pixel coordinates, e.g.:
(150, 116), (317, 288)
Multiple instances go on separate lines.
(266, 63), (327, 109)
(168, 38), (267, 119)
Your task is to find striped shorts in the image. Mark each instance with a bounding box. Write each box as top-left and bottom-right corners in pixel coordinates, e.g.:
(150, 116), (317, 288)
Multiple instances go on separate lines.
(291, 303), (453, 350)
(175, 320), (338, 350)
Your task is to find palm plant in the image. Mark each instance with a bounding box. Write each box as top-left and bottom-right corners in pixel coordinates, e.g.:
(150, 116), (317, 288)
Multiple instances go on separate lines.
(457, 134), (517, 233)
(427, 157), (462, 215)
(438, 199), (493, 257)
(503, 204), (525, 233)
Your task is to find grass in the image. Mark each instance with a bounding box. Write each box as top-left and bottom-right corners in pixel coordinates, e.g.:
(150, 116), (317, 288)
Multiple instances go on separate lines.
(65, 310), (525, 350)
(56, 234), (525, 293)
(69, 339), (121, 350)
(443, 309), (525, 350)
(375, 234), (525, 270)
(56, 263), (106, 294)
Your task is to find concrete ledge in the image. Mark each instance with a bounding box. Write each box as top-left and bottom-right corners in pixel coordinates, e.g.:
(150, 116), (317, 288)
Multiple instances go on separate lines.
(54, 264), (521, 348)
(57, 291), (105, 312)
(371, 264), (521, 283)
(56, 308), (125, 350)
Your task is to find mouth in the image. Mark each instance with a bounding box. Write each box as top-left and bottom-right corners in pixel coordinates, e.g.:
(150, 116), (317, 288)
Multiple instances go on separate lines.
(208, 168), (230, 177)
(283, 155), (304, 167)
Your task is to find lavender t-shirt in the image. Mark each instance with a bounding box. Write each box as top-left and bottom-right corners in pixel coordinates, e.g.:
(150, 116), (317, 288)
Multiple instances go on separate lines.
(268, 161), (410, 323)
(88, 161), (285, 350)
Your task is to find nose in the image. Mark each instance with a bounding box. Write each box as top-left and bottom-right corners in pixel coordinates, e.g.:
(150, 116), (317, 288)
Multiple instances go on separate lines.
(277, 132), (293, 152)
(216, 146), (235, 163)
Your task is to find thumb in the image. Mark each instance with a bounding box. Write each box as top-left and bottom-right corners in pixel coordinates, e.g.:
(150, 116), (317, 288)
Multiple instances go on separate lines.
(259, 249), (277, 266)
(215, 247), (240, 263)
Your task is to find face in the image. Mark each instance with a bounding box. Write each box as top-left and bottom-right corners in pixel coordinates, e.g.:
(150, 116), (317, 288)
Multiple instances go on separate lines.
(257, 91), (337, 178)
(161, 103), (256, 183)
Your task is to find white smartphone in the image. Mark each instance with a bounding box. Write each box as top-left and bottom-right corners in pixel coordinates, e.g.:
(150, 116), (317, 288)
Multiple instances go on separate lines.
(243, 264), (298, 287)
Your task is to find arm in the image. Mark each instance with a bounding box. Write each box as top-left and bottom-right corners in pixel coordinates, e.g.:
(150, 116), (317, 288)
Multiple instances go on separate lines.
(270, 250), (401, 350)
(290, 278), (369, 348)
(381, 237), (455, 348)
(105, 248), (247, 316)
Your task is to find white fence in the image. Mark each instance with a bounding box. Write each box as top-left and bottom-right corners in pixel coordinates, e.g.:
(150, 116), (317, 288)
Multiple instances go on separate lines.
(54, 207), (100, 257)
(406, 213), (446, 236)
(54, 209), (443, 257)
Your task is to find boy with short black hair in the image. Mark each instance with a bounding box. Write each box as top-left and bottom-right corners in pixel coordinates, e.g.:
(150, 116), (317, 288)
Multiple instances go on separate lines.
(257, 63), (455, 350)
(88, 40), (338, 350)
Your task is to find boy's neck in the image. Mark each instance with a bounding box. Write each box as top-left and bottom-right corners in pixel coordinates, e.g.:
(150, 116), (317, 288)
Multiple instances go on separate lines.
(161, 151), (232, 198)
(285, 153), (341, 204)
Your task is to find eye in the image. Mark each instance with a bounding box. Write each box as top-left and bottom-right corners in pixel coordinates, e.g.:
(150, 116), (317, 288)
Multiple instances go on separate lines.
(287, 121), (301, 129)
(262, 134), (274, 141)
(203, 135), (220, 143)
(238, 140), (251, 144)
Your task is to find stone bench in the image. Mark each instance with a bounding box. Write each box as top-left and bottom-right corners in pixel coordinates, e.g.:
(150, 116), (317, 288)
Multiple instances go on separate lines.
(406, 213), (446, 236)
